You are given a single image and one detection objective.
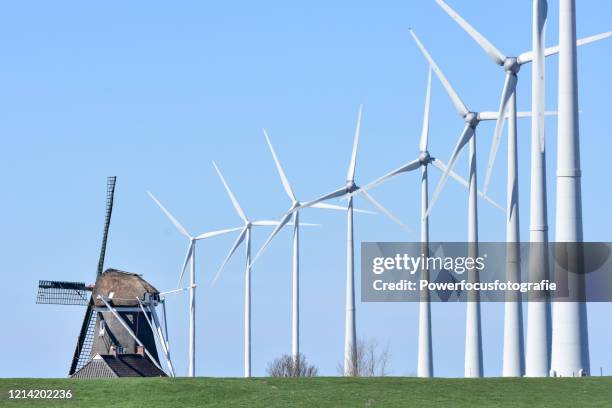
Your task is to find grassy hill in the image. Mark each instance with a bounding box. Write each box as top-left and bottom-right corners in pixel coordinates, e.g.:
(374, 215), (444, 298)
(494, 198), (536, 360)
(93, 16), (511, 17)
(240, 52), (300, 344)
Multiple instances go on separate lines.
(1, 377), (611, 407)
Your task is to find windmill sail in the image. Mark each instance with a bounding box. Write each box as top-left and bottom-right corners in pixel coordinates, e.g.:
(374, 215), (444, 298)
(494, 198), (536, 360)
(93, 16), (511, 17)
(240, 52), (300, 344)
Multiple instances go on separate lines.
(97, 176), (116, 276)
(68, 176), (117, 375)
(69, 298), (98, 375)
(36, 280), (91, 306)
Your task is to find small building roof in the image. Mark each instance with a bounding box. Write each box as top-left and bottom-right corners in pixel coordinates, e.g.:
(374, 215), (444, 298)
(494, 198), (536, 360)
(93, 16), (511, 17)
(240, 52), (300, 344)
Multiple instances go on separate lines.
(71, 353), (167, 378)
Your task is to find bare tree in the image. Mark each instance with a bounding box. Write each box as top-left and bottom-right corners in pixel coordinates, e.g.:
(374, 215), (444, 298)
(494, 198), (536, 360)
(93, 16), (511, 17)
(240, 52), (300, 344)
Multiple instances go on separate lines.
(267, 353), (318, 377)
(339, 337), (391, 376)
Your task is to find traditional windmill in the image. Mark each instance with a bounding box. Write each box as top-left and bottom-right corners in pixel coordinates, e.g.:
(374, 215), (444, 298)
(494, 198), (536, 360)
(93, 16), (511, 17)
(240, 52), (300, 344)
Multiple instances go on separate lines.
(36, 177), (174, 377)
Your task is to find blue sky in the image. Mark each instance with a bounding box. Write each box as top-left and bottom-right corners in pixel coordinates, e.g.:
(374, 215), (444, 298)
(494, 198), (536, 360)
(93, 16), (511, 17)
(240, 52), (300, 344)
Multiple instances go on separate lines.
(1, 0), (611, 378)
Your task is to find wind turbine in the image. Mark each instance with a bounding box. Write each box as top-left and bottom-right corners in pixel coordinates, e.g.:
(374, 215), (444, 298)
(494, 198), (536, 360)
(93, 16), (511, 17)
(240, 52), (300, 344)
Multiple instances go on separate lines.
(434, 0), (609, 377)
(409, 28), (546, 378)
(254, 105), (407, 376)
(347, 68), (504, 377)
(434, 0), (611, 198)
(247, 130), (369, 366)
(148, 192), (241, 377)
(210, 161), (316, 377)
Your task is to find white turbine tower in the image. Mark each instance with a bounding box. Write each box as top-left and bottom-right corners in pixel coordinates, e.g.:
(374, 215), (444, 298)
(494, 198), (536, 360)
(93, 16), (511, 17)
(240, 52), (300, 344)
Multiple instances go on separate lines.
(259, 106), (407, 376)
(148, 192), (241, 377)
(209, 162), (310, 377)
(551, 0), (590, 378)
(527, 0), (552, 378)
(249, 130), (368, 364)
(346, 68), (504, 377)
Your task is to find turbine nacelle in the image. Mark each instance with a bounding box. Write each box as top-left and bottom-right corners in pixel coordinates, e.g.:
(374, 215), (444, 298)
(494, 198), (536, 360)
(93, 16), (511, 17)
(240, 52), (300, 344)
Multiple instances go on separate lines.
(503, 57), (521, 74)
(419, 150), (432, 165)
(345, 181), (358, 194)
(464, 112), (479, 128)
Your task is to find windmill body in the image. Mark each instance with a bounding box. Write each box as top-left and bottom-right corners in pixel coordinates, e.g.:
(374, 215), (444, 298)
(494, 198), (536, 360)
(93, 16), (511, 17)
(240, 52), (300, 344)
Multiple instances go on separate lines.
(36, 177), (175, 378)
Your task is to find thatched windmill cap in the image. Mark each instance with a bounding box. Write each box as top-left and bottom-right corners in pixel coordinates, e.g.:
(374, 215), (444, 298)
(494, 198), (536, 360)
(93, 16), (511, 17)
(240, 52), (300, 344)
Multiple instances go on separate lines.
(93, 269), (160, 307)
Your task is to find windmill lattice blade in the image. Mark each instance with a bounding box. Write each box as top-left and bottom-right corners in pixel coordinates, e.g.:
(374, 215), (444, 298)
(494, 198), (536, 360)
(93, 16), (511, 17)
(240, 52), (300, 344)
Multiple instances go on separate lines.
(346, 105), (363, 183)
(431, 158), (504, 213)
(177, 241), (194, 288)
(435, 0), (506, 65)
(483, 73), (518, 195)
(409, 29), (469, 118)
(148, 192), (191, 239)
(212, 227), (248, 285)
(97, 176), (116, 276)
(360, 190), (411, 232)
(250, 212), (293, 267)
(212, 161), (248, 222)
(420, 67), (432, 152)
(425, 125), (475, 218)
(264, 130), (297, 202)
(195, 226), (242, 240)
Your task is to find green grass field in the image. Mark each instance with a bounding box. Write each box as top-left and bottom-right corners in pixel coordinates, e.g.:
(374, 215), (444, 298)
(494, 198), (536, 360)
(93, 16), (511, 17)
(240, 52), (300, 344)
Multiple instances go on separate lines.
(1, 377), (611, 407)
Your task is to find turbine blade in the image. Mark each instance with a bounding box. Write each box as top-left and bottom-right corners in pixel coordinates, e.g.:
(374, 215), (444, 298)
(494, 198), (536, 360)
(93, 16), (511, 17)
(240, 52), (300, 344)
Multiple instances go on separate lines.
(346, 105), (363, 183)
(195, 226), (242, 240)
(409, 29), (469, 118)
(212, 227), (248, 285)
(263, 130), (297, 202)
(251, 220), (283, 226)
(519, 31), (612, 63)
(358, 158), (422, 194)
(420, 67), (432, 152)
(310, 202), (375, 214)
(483, 194), (506, 214)
(479, 110), (557, 120)
(425, 125), (474, 218)
(148, 192), (191, 239)
(212, 162), (248, 222)
(435, 0), (506, 65)
(431, 158), (504, 213)
(360, 190), (411, 232)
(177, 241), (194, 288)
(299, 186), (348, 210)
(250, 212), (293, 267)
(294, 222), (320, 227)
(483, 73), (518, 195)
(515, 110), (558, 118)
